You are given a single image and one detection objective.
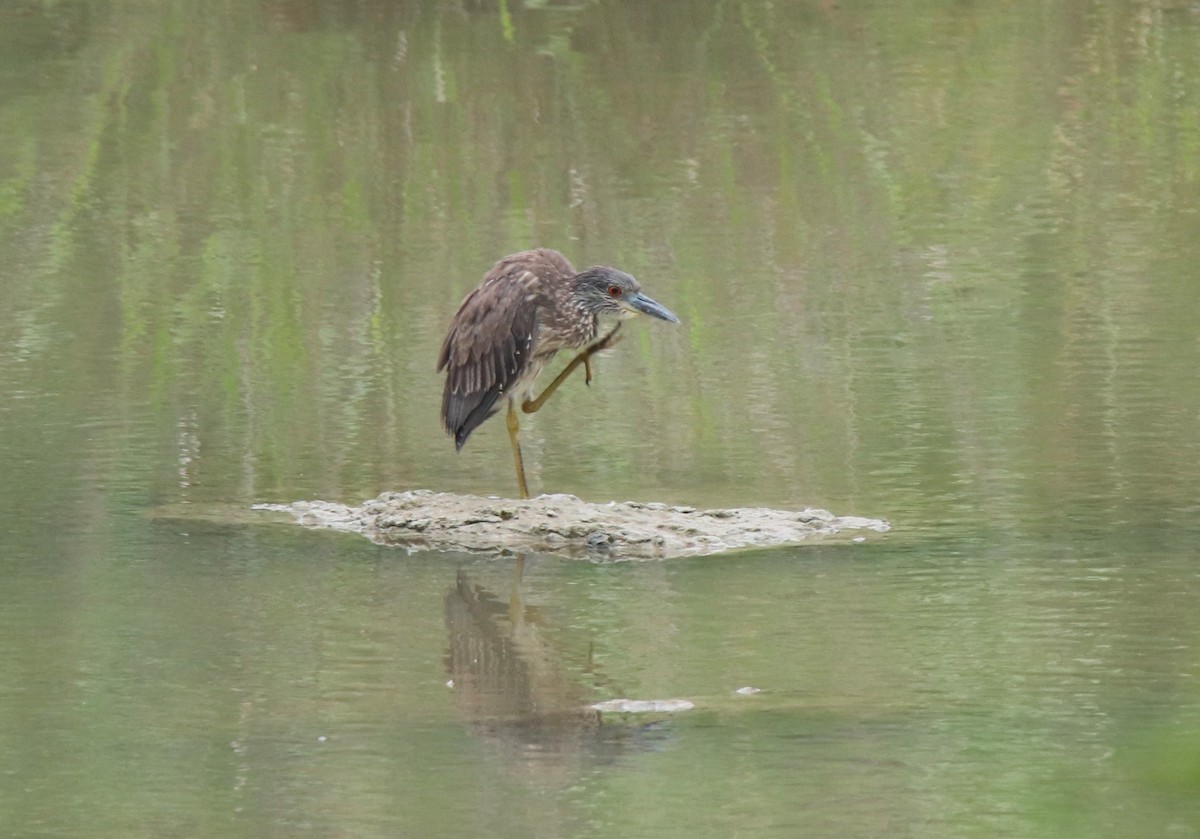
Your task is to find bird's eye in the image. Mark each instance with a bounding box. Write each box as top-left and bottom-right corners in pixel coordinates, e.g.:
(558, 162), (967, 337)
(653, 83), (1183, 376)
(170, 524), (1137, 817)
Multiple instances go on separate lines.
(607, 285), (622, 298)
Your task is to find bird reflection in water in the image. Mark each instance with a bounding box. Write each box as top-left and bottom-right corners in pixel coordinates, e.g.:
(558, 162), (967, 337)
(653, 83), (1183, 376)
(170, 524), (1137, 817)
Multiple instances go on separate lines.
(443, 557), (665, 777)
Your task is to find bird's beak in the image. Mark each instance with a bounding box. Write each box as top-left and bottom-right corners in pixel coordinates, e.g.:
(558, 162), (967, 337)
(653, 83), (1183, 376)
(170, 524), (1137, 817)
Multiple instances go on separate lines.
(625, 291), (680, 324)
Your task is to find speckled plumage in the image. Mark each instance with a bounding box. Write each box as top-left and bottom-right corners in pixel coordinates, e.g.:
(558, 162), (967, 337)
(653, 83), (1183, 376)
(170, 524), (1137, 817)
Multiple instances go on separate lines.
(438, 249), (597, 449)
(437, 248), (679, 496)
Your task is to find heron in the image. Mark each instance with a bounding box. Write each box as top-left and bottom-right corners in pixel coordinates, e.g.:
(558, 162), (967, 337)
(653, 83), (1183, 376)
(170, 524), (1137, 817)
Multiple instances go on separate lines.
(438, 248), (680, 499)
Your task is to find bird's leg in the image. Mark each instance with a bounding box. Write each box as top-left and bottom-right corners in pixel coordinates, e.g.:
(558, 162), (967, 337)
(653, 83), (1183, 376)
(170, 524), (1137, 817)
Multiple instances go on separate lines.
(523, 322), (623, 414)
(506, 401), (531, 500)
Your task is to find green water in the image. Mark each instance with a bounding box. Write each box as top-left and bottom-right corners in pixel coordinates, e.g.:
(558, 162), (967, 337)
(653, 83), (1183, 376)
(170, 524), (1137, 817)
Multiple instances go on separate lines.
(2, 1), (1199, 836)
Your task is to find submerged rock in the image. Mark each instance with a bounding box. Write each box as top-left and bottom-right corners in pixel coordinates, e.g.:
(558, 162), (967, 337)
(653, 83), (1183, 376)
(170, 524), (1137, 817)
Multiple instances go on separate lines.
(590, 698), (696, 714)
(253, 490), (889, 560)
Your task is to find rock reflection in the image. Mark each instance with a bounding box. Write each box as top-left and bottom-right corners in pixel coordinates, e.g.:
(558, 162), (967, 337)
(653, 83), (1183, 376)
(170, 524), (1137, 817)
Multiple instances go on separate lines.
(443, 559), (661, 778)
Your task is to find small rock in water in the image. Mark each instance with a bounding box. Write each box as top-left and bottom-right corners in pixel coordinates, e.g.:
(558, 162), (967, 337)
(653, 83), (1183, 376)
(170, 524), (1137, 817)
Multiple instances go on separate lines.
(590, 698), (695, 714)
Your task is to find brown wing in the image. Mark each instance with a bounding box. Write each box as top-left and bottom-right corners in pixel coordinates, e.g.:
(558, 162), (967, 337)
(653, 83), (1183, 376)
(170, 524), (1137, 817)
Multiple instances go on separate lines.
(437, 250), (575, 450)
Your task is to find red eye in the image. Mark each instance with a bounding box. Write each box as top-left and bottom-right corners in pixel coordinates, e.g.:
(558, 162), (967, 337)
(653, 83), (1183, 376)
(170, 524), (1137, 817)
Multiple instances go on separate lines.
(607, 285), (622, 298)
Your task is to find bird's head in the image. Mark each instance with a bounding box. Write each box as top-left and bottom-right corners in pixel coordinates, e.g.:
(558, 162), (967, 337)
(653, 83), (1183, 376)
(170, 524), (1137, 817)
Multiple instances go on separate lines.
(572, 267), (680, 323)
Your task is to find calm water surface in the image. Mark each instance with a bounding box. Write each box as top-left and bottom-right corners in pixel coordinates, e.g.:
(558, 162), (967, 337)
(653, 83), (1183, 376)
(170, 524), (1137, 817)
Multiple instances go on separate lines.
(2, 1), (1199, 837)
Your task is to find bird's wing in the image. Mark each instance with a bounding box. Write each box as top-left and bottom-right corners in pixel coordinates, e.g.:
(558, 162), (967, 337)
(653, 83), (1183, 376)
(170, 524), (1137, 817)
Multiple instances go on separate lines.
(437, 265), (542, 450)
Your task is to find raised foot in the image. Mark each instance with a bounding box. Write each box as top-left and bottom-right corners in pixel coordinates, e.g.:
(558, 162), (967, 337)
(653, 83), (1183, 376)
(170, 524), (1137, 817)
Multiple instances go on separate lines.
(523, 322), (625, 412)
(585, 323), (624, 386)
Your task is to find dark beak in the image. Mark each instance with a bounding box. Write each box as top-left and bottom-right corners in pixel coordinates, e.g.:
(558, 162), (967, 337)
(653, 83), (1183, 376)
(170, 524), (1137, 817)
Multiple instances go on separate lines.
(627, 291), (680, 324)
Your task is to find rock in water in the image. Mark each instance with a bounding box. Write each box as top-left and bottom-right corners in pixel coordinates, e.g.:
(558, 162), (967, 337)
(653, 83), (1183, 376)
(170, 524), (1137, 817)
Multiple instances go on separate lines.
(253, 491), (889, 560)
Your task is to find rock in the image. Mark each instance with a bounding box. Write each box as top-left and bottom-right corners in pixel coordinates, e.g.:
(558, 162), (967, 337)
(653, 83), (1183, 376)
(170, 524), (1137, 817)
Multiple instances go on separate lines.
(590, 698), (696, 714)
(253, 491), (889, 560)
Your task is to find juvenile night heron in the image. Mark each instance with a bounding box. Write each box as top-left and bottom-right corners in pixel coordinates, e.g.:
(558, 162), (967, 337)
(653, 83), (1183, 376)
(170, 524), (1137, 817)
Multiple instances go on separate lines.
(438, 248), (680, 499)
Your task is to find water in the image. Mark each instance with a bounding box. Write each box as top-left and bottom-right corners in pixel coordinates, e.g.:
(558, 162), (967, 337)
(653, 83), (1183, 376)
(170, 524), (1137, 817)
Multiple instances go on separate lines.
(2, 1), (1199, 836)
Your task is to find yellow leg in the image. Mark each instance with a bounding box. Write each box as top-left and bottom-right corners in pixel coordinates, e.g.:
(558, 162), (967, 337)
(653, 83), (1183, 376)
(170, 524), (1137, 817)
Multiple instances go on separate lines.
(522, 323), (623, 415)
(506, 401), (531, 499)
